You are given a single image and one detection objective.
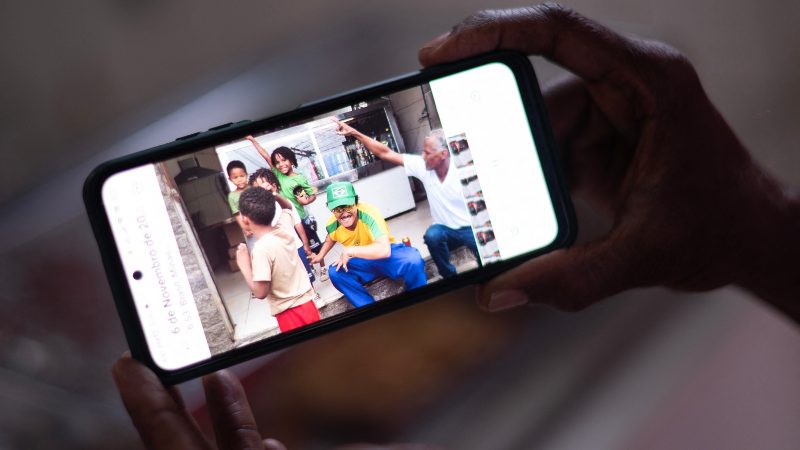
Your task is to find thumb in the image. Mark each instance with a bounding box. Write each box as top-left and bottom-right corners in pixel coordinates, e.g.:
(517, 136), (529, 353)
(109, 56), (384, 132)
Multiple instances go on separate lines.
(478, 234), (637, 312)
(203, 370), (264, 450)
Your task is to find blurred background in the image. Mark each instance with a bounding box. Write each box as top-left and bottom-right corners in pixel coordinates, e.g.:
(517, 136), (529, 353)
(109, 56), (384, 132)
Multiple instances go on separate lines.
(1, 1), (798, 449)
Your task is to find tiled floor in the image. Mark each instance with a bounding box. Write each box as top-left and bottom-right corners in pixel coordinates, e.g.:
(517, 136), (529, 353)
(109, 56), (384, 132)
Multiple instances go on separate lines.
(214, 200), (434, 341)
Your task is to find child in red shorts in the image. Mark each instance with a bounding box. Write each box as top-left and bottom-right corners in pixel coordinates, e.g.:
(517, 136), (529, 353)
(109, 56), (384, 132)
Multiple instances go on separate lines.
(234, 187), (320, 333)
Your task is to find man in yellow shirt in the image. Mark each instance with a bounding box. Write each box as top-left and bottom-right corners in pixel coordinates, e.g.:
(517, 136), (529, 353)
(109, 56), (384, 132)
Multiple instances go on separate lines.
(310, 181), (426, 307)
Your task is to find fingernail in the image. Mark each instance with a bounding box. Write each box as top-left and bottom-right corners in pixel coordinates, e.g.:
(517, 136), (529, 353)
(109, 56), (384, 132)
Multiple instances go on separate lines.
(263, 438), (288, 450)
(112, 353), (131, 381)
(487, 289), (529, 312)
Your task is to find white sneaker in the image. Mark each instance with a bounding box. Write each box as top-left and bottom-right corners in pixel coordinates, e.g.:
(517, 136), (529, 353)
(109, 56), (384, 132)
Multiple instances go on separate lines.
(319, 267), (329, 282)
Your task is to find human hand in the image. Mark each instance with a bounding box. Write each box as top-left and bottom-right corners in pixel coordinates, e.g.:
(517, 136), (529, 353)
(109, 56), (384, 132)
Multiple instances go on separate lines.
(304, 245), (313, 258)
(112, 354), (286, 449)
(235, 243), (251, 272)
(332, 118), (358, 137)
(294, 192), (310, 207)
(420, 4), (798, 315)
(250, 176), (273, 193)
(334, 249), (352, 272)
(308, 252), (323, 266)
(245, 135), (257, 143)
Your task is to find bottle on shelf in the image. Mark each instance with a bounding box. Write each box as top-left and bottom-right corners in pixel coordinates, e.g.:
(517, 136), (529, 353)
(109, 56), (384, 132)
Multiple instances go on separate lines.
(325, 153), (338, 177)
(337, 149), (352, 172)
(345, 143), (358, 169)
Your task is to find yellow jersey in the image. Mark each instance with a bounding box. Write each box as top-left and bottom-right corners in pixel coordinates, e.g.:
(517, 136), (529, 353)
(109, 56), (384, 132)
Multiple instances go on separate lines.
(325, 203), (396, 246)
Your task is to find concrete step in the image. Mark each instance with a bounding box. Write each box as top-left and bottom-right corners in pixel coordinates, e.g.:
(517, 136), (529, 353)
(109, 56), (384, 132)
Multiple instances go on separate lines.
(318, 246), (478, 319)
(235, 246), (479, 346)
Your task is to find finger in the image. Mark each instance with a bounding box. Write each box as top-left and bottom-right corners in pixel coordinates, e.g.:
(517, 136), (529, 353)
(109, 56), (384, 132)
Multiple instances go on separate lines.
(419, 4), (638, 83)
(203, 369), (264, 450)
(112, 355), (211, 449)
(331, 118), (345, 133)
(420, 5), (654, 140)
(263, 438), (288, 450)
(541, 75), (626, 203)
(477, 231), (643, 312)
(542, 75), (592, 149)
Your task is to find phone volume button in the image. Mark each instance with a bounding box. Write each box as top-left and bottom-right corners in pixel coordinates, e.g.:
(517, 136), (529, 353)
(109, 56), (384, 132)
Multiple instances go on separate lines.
(175, 132), (202, 141)
(207, 122), (233, 131)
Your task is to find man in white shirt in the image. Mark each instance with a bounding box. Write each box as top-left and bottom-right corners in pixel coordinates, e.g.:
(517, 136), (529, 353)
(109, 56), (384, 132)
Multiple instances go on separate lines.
(334, 119), (478, 278)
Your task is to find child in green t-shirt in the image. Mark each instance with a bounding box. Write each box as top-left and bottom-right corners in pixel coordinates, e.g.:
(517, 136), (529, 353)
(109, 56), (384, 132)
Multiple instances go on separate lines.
(245, 135), (328, 282)
(226, 160), (254, 246)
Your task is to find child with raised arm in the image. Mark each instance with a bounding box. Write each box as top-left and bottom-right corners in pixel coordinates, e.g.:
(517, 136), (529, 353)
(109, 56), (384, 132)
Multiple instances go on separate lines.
(235, 187), (320, 333)
(245, 135), (328, 281)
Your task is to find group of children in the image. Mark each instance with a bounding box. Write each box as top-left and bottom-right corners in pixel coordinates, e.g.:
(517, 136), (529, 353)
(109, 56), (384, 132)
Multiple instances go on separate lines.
(225, 135), (427, 334)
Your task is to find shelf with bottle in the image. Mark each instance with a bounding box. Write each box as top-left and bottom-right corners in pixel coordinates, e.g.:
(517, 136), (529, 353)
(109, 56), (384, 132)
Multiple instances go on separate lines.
(320, 146), (354, 178)
(310, 100), (406, 183)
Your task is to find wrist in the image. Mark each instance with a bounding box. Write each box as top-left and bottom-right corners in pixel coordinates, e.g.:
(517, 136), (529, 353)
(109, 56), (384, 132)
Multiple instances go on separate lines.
(735, 185), (800, 320)
(353, 131), (369, 143)
(239, 265), (252, 280)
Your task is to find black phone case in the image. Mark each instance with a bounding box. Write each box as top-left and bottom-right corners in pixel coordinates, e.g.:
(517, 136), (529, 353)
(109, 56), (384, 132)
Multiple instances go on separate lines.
(83, 50), (576, 384)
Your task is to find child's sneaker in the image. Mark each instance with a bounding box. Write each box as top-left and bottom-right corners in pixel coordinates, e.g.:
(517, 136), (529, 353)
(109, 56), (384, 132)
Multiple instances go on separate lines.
(319, 267), (329, 282)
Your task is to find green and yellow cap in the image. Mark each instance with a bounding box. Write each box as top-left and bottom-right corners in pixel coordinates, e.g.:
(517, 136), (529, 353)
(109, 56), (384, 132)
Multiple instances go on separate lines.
(326, 181), (358, 210)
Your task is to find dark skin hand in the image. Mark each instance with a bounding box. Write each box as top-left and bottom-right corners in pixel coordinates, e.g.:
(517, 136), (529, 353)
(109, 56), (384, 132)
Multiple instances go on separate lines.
(419, 3), (800, 321)
(113, 354), (287, 450)
(114, 356), (435, 449)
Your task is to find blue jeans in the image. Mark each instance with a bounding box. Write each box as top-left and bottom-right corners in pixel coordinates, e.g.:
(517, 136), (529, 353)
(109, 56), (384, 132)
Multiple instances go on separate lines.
(328, 244), (427, 307)
(423, 224), (478, 278)
(297, 247), (315, 283)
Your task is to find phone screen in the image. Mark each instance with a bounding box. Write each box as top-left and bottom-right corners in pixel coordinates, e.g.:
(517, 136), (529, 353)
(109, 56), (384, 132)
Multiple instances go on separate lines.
(99, 61), (560, 371)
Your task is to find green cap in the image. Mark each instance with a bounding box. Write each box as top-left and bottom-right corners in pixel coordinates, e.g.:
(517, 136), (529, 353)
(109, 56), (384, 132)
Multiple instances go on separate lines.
(326, 181), (358, 209)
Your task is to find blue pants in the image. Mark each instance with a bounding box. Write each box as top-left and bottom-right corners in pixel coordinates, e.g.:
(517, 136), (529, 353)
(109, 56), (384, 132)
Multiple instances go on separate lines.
(328, 243), (427, 308)
(423, 224), (479, 278)
(297, 247), (315, 283)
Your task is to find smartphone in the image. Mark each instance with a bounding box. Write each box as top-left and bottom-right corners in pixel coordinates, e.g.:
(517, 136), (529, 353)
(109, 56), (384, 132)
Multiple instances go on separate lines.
(84, 51), (575, 384)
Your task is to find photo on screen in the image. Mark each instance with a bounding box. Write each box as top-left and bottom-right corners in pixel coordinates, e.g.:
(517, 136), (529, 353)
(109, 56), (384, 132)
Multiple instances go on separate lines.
(146, 83), (519, 355)
(99, 60), (564, 371)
